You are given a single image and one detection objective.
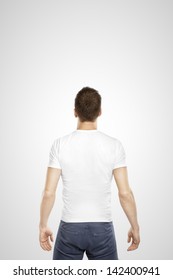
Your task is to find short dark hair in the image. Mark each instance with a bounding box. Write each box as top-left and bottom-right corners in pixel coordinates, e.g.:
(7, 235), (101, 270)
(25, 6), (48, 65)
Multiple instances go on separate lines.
(74, 87), (101, 122)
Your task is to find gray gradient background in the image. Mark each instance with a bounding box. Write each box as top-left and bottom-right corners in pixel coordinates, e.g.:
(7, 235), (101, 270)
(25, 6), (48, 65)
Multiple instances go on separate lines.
(0, 0), (173, 260)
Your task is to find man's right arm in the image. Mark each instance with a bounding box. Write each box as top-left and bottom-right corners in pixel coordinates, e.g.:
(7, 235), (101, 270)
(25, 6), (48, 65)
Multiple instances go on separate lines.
(113, 167), (140, 251)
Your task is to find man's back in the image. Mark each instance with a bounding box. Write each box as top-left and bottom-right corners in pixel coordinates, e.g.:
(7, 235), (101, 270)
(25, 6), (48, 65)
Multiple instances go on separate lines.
(39, 87), (140, 259)
(48, 129), (127, 222)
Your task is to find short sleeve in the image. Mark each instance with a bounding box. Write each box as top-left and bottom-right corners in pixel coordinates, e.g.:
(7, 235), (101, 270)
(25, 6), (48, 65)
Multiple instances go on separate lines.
(48, 139), (62, 169)
(113, 140), (127, 170)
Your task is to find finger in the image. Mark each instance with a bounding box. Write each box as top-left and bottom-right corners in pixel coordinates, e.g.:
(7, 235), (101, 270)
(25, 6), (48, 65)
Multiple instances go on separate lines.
(127, 232), (132, 243)
(44, 232), (53, 247)
(127, 245), (138, 251)
(127, 242), (139, 251)
(40, 235), (47, 243)
(40, 242), (47, 251)
(40, 243), (45, 250)
(45, 244), (51, 251)
(47, 239), (52, 251)
(44, 239), (52, 250)
(42, 241), (51, 251)
(40, 239), (52, 251)
(47, 238), (52, 248)
(50, 234), (54, 242)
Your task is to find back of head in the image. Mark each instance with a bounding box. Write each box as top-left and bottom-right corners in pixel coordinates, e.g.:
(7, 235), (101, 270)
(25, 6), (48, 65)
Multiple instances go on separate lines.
(74, 87), (101, 122)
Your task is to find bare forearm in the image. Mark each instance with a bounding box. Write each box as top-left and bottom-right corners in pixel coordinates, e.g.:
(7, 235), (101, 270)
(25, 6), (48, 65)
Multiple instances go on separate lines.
(119, 190), (139, 230)
(39, 191), (56, 228)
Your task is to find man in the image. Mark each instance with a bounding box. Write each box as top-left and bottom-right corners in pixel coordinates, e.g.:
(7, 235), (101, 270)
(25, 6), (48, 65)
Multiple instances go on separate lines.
(39, 87), (140, 260)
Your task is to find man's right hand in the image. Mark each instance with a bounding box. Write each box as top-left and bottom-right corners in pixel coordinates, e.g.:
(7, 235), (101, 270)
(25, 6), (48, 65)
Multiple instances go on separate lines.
(39, 226), (54, 251)
(127, 227), (140, 251)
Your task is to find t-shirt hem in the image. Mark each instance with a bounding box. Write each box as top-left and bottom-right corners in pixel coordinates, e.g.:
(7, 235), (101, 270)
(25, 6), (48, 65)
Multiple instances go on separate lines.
(61, 217), (113, 223)
(113, 164), (127, 170)
(48, 164), (62, 169)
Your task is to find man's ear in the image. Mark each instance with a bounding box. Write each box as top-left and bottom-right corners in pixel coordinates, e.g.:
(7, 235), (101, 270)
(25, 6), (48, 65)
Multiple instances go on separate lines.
(98, 108), (102, 117)
(74, 108), (78, 118)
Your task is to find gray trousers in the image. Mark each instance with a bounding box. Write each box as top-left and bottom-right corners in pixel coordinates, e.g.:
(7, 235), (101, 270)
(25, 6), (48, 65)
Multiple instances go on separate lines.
(53, 220), (118, 260)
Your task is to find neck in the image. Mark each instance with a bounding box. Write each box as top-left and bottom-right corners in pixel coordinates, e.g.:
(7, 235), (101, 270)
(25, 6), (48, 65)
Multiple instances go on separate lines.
(77, 119), (97, 130)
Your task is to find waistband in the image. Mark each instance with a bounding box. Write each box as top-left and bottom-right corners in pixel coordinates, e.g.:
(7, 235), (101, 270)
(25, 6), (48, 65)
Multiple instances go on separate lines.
(60, 220), (113, 225)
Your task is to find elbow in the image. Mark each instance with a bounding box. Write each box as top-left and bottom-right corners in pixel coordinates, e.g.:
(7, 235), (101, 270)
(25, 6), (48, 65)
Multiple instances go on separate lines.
(118, 189), (133, 201)
(42, 190), (55, 199)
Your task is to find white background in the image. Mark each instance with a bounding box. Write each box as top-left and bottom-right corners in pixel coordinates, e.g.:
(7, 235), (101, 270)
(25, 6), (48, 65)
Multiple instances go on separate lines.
(0, 0), (173, 259)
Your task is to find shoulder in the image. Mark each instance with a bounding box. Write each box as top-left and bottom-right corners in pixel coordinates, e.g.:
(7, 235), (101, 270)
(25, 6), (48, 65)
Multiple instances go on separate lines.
(98, 131), (122, 147)
(51, 131), (74, 147)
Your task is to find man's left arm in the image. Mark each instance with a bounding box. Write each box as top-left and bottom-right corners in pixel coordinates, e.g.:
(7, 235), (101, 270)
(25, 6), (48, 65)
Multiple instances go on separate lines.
(39, 167), (61, 251)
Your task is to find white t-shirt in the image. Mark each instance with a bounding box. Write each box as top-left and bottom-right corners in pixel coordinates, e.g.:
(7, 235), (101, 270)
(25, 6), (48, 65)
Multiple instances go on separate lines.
(48, 129), (127, 222)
